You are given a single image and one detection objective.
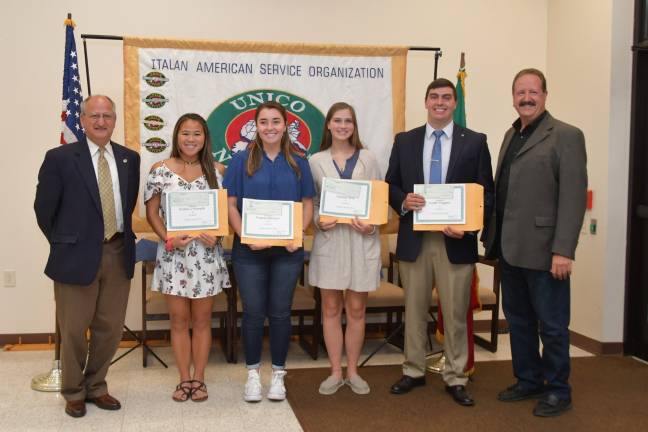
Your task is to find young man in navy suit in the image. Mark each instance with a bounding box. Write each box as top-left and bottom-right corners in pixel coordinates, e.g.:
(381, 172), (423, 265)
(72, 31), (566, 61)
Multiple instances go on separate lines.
(35, 95), (140, 418)
(386, 79), (493, 406)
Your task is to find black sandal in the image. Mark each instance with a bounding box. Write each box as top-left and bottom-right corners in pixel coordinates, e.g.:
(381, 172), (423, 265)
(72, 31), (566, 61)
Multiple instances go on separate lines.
(172, 380), (193, 402)
(190, 380), (208, 402)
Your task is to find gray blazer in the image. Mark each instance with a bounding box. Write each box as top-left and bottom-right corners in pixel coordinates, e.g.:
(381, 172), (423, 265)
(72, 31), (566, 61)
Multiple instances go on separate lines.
(483, 112), (587, 271)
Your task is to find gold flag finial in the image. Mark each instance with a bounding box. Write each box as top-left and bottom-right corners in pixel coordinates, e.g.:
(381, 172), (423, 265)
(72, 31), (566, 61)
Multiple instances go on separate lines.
(64, 13), (75, 27)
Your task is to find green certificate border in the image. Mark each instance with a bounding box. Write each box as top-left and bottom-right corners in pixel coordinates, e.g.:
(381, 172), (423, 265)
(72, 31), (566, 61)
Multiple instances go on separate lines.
(413, 184), (466, 224)
(166, 190), (219, 231)
(241, 199), (294, 239)
(319, 178), (372, 219)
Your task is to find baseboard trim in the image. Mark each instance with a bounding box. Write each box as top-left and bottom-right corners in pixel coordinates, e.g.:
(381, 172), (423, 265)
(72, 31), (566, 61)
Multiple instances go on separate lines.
(0, 333), (55, 346)
(474, 319), (508, 333)
(569, 331), (623, 355)
(1, 323), (624, 356)
(0, 329), (218, 347)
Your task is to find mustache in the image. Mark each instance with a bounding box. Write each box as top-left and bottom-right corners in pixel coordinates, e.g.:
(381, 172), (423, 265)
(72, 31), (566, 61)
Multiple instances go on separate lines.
(519, 101), (536, 107)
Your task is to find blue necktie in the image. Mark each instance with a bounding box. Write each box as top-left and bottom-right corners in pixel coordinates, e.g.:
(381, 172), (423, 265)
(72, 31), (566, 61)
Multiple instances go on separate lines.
(429, 130), (444, 184)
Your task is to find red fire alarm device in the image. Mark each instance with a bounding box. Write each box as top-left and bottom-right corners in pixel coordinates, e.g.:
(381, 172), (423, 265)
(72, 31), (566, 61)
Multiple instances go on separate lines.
(586, 190), (593, 210)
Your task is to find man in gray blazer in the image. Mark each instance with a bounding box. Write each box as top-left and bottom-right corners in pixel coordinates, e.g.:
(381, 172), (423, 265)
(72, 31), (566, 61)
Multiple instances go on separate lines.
(484, 68), (587, 417)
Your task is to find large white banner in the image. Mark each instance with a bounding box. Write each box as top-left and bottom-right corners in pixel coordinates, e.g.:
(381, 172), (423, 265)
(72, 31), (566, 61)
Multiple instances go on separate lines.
(124, 38), (407, 223)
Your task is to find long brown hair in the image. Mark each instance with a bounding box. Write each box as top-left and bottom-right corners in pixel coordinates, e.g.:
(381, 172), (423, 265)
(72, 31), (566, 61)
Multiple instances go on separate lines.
(246, 101), (301, 178)
(171, 113), (219, 189)
(319, 102), (364, 152)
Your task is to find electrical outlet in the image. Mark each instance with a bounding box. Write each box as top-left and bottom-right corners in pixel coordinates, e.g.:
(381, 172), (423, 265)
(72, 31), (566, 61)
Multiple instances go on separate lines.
(3, 270), (16, 287)
(589, 218), (597, 235)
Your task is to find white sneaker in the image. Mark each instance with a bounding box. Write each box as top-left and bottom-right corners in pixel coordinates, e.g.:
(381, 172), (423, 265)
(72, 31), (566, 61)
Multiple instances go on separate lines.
(244, 369), (263, 402)
(267, 369), (287, 401)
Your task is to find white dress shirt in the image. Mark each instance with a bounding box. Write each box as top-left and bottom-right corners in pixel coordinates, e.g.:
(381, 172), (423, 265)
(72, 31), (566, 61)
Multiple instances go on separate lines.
(423, 121), (454, 184)
(87, 139), (124, 233)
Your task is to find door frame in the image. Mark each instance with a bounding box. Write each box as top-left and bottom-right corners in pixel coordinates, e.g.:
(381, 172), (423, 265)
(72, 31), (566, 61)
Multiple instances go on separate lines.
(624, 0), (648, 359)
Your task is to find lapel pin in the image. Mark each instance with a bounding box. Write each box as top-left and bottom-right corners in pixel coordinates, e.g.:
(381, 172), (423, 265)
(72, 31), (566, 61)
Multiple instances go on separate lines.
(123, 159), (128, 163)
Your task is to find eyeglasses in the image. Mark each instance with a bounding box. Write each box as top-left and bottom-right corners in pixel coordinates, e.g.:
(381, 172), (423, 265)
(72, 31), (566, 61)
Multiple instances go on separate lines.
(87, 113), (116, 121)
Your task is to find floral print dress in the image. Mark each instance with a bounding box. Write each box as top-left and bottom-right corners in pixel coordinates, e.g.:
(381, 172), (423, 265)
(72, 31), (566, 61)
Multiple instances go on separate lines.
(144, 163), (231, 298)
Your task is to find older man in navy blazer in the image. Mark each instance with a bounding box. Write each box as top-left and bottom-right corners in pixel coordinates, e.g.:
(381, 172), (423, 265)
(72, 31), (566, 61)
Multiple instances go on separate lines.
(386, 78), (494, 406)
(35, 95), (140, 418)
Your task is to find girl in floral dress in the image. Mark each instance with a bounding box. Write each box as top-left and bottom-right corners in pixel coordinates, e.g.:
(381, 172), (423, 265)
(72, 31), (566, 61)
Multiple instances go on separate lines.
(145, 113), (230, 402)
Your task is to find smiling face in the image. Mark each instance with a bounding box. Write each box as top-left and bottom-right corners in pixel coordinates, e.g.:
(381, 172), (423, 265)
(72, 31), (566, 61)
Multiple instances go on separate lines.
(255, 107), (286, 148)
(176, 119), (205, 160)
(80, 96), (116, 146)
(425, 86), (456, 129)
(327, 108), (355, 143)
(512, 73), (547, 127)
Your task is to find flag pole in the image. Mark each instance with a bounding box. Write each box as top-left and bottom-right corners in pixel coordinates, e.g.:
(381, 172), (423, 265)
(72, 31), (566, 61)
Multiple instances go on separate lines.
(31, 12), (79, 392)
(31, 318), (62, 392)
(427, 52), (469, 375)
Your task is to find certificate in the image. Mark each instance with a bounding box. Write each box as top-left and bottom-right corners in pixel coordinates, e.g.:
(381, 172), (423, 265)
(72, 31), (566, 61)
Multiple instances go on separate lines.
(413, 184), (466, 225)
(165, 190), (219, 231)
(241, 198), (294, 240)
(319, 178), (372, 219)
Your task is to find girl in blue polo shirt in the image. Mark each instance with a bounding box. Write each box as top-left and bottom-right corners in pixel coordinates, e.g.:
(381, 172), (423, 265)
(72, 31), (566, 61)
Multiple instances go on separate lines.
(223, 101), (314, 402)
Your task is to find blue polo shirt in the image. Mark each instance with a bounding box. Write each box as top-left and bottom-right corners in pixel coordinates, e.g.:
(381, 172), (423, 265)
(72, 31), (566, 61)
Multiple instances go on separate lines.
(223, 149), (315, 210)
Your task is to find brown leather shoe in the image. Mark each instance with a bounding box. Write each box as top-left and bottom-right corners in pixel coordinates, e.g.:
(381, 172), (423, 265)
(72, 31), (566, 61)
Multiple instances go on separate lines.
(86, 393), (121, 410)
(65, 400), (86, 418)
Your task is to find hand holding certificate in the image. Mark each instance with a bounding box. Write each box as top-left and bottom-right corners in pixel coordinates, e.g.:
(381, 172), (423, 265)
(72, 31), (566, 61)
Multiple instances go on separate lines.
(413, 183), (484, 231)
(320, 178), (372, 219)
(241, 198), (303, 248)
(318, 178), (389, 226)
(414, 184), (466, 225)
(165, 189), (229, 237)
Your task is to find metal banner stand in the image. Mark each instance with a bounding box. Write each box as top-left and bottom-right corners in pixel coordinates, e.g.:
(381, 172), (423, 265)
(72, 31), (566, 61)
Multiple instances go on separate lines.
(110, 325), (167, 367)
(357, 49), (443, 369)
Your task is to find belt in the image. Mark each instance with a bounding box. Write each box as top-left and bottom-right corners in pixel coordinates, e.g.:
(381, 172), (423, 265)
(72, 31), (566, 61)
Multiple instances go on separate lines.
(103, 232), (123, 243)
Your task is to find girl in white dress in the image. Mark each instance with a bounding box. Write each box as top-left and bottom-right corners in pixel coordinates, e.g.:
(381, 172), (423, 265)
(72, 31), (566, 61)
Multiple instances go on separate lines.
(145, 113), (230, 402)
(309, 103), (381, 395)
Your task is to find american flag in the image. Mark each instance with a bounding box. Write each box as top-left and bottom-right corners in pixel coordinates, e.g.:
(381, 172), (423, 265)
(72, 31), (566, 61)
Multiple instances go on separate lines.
(60, 16), (84, 144)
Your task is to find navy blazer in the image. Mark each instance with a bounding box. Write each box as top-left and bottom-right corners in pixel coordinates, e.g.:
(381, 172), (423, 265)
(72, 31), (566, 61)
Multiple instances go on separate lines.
(34, 138), (140, 285)
(385, 124), (494, 264)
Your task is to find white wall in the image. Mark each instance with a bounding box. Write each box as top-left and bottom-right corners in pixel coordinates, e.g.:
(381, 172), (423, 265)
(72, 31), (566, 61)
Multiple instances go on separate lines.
(1, 0), (630, 343)
(602, 0), (634, 342)
(547, 0), (633, 342)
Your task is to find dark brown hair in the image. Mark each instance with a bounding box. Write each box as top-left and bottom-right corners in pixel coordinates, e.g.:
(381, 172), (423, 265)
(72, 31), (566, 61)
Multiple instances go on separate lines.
(512, 68), (547, 93)
(425, 78), (457, 100)
(171, 113), (219, 189)
(319, 102), (364, 152)
(246, 101), (301, 178)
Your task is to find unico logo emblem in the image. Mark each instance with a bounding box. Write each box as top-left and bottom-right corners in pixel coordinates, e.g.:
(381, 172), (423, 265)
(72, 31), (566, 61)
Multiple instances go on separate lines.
(207, 90), (324, 165)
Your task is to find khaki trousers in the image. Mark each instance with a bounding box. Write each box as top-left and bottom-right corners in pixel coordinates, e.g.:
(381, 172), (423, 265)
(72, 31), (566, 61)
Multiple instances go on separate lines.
(54, 237), (131, 401)
(400, 232), (473, 386)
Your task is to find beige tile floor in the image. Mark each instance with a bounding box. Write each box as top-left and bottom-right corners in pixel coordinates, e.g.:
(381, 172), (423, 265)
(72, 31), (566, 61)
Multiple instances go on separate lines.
(0, 333), (592, 432)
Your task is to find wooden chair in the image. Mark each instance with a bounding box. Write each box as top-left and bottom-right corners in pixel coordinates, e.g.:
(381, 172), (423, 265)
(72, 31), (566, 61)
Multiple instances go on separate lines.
(230, 260), (322, 363)
(365, 234), (405, 337)
(427, 256), (501, 353)
(140, 251), (236, 367)
(293, 234), (323, 359)
(472, 256), (501, 352)
(311, 230), (405, 355)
